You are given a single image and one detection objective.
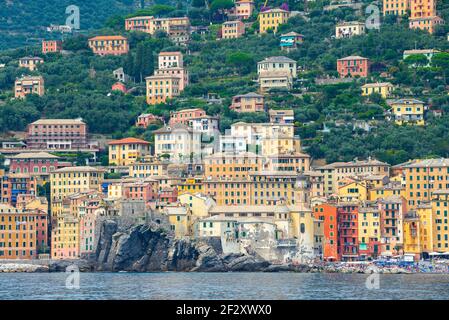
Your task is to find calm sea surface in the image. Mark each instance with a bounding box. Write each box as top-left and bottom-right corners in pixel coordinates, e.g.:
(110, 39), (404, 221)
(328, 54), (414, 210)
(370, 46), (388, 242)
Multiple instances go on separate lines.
(1, 272), (449, 300)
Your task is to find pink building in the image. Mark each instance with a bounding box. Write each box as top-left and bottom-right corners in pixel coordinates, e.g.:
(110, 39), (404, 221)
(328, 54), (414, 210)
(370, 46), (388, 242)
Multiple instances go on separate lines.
(123, 180), (158, 206)
(135, 113), (165, 128)
(158, 187), (178, 204)
(337, 55), (370, 78)
(8, 152), (60, 176)
(169, 108), (206, 125)
(26, 118), (88, 150)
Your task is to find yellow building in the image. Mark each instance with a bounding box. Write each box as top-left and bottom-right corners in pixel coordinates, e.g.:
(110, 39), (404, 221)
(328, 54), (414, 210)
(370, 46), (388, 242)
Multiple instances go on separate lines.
(338, 181), (368, 202)
(108, 137), (151, 166)
(50, 166), (104, 213)
(404, 158), (449, 208)
(204, 152), (264, 179)
(178, 193), (216, 219)
(259, 8), (290, 33)
(361, 82), (394, 98)
(204, 178), (252, 206)
(165, 204), (192, 238)
(51, 214), (80, 259)
(403, 202), (433, 259)
(87, 35), (129, 56)
(383, 0), (409, 15)
(14, 76), (45, 98)
(266, 153), (311, 173)
(358, 203), (381, 254)
(389, 98), (425, 126)
(146, 74), (180, 105)
(431, 190), (449, 252)
(177, 177), (204, 195)
(19, 56), (43, 71)
(129, 159), (169, 178)
(369, 183), (406, 201)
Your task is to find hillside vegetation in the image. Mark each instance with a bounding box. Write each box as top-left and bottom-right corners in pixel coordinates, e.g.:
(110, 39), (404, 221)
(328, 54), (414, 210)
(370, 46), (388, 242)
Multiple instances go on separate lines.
(1, 0), (449, 165)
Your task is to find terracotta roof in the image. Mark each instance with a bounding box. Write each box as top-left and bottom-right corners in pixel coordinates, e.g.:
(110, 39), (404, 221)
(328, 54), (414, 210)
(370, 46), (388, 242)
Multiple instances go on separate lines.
(89, 35), (127, 41)
(338, 55), (368, 61)
(109, 137), (150, 145)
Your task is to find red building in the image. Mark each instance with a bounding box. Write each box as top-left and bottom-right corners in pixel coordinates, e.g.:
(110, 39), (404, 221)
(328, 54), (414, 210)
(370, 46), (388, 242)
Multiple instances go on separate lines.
(123, 181), (158, 206)
(158, 187), (178, 204)
(112, 82), (127, 93)
(135, 113), (164, 128)
(42, 40), (62, 54)
(8, 152), (60, 176)
(169, 108), (206, 125)
(26, 118), (88, 150)
(1, 174), (37, 206)
(337, 203), (359, 261)
(337, 55), (370, 78)
(314, 203), (339, 261)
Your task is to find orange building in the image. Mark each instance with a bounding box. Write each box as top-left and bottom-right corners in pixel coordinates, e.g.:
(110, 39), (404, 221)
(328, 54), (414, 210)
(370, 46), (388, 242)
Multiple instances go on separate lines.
(234, 0), (255, 19)
(88, 36), (129, 56)
(146, 74), (180, 105)
(14, 76), (45, 98)
(0, 204), (48, 259)
(42, 40), (62, 54)
(112, 82), (127, 93)
(409, 0), (444, 33)
(383, 0), (410, 16)
(19, 57), (43, 71)
(313, 204), (339, 261)
(221, 20), (245, 39)
(337, 56), (370, 78)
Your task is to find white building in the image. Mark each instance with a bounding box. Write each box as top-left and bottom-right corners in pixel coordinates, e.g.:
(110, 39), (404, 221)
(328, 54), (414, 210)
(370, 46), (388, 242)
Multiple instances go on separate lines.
(335, 21), (366, 38)
(153, 124), (202, 163)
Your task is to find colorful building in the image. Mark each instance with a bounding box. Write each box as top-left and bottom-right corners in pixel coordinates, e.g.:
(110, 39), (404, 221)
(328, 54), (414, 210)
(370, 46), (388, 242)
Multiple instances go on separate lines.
(388, 98), (425, 126)
(135, 113), (164, 128)
(383, 0), (410, 16)
(358, 202), (381, 259)
(26, 118), (88, 150)
(335, 21), (366, 38)
(269, 109), (294, 124)
(337, 56), (370, 78)
(42, 40), (62, 54)
(221, 20), (245, 39)
(146, 74), (180, 105)
(337, 203), (359, 261)
(108, 137), (151, 166)
(313, 204), (339, 261)
(279, 32), (304, 52)
(234, 0), (255, 19)
(259, 8), (290, 33)
(361, 82), (394, 98)
(88, 35), (129, 56)
(19, 57), (43, 71)
(51, 214), (80, 259)
(378, 196), (406, 256)
(230, 92), (265, 113)
(0, 204), (48, 259)
(15, 76), (45, 98)
(204, 152), (264, 179)
(169, 108), (206, 125)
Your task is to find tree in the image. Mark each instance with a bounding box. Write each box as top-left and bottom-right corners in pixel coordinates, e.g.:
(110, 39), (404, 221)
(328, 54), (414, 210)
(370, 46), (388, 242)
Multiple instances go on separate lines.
(210, 0), (233, 12)
(225, 52), (254, 74)
(432, 52), (449, 84)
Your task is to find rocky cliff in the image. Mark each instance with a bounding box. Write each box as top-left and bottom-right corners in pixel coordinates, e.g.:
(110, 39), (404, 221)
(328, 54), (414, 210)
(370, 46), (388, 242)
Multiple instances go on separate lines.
(91, 220), (271, 272)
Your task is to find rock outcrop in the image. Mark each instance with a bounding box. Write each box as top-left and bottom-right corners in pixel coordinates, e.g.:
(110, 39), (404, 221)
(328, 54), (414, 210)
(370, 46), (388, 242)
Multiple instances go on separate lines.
(92, 220), (272, 272)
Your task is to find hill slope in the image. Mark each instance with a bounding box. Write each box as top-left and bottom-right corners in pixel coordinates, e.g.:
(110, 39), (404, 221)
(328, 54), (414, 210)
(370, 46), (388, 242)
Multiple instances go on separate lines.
(0, 0), (140, 50)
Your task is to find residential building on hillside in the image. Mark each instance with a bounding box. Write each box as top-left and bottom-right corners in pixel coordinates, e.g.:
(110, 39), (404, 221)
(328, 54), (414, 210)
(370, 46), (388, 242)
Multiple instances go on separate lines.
(153, 124), (202, 162)
(269, 109), (294, 124)
(230, 92), (265, 113)
(15, 76), (45, 98)
(387, 98), (426, 126)
(221, 20), (245, 39)
(280, 32), (304, 52)
(108, 137), (151, 166)
(361, 82), (394, 98)
(42, 40), (62, 54)
(19, 57), (43, 71)
(233, 0), (255, 19)
(26, 118), (88, 150)
(169, 108), (206, 125)
(259, 8), (290, 33)
(88, 36), (129, 56)
(383, 0), (409, 16)
(145, 74), (180, 105)
(337, 56), (370, 78)
(335, 21), (366, 38)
